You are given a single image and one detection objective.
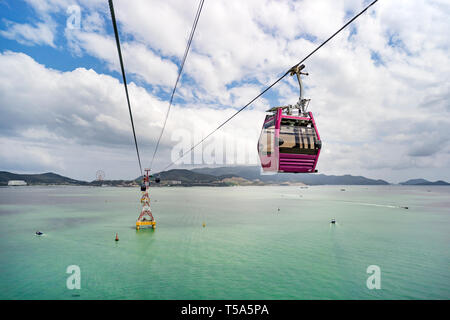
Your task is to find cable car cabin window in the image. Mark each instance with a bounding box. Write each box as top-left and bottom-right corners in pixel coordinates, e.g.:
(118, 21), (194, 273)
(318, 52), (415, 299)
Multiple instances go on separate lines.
(258, 119), (275, 156)
(279, 118), (319, 155)
(263, 117), (274, 129)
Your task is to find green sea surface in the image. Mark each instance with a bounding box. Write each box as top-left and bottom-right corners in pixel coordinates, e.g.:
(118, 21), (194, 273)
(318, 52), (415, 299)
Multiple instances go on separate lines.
(0, 185), (448, 300)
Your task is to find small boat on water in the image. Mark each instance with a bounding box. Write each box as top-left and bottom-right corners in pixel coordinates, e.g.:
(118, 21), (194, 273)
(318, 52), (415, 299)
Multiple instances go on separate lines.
(35, 231), (43, 236)
(330, 219), (336, 224)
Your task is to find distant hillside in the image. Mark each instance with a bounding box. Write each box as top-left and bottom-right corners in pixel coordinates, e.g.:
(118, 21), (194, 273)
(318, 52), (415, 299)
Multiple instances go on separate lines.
(192, 166), (263, 180)
(400, 179), (449, 186)
(159, 169), (218, 183)
(399, 178), (429, 185)
(136, 169), (233, 186)
(191, 166), (390, 185)
(136, 169), (216, 183)
(0, 171), (87, 186)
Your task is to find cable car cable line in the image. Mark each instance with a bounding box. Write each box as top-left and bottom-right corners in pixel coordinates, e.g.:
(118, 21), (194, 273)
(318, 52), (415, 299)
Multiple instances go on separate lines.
(149, 0), (205, 171)
(108, 0), (143, 176)
(162, 0), (379, 171)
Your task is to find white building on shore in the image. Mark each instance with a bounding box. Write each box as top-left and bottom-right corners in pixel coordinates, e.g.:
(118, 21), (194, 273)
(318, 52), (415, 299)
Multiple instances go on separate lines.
(8, 180), (27, 186)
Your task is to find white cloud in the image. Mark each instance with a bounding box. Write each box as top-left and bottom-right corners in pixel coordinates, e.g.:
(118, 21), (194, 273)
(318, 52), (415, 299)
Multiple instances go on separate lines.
(0, 20), (56, 47)
(0, 136), (64, 172)
(65, 29), (179, 87)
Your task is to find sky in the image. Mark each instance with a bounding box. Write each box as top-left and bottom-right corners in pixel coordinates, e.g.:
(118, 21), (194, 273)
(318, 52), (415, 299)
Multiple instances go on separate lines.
(0, 0), (449, 183)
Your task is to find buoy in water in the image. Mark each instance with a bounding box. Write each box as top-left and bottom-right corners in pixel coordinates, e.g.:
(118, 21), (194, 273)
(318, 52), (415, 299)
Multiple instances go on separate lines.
(115, 233), (119, 241)
(202, 222), (206, 228)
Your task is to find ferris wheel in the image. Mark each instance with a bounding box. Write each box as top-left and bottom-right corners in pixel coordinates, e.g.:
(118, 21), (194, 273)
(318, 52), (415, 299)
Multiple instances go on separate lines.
(96, 170), (106, 181)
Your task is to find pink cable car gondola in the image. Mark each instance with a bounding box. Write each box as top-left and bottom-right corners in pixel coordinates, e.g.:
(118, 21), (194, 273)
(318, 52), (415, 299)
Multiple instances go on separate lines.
(258, 64), (321, 173)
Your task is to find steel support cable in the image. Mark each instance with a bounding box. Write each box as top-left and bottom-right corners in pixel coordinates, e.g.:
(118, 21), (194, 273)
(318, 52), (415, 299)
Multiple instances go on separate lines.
(163, 0), (379, 171)
(109, 0), (143, 176)
(149, 0), (205, 170)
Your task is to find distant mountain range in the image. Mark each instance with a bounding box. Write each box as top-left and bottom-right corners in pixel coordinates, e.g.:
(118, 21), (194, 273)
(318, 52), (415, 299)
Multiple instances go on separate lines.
(399, 178), (450, 186)
(0, 171), (88, 186)
(1, 167), (448, 187)
(0, 171), (137, 187)
(190, 166), (390, 185)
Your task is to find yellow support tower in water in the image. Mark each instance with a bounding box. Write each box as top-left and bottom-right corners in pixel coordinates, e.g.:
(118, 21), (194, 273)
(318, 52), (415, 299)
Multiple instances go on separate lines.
(136, 169), (156, 230)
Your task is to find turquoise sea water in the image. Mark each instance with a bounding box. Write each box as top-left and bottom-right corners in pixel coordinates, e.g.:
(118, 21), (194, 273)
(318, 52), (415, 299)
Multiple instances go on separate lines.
(0, 185), (449, 300)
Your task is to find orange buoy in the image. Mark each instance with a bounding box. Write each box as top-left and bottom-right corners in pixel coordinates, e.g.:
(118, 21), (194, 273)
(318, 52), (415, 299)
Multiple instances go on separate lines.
(115, 233), (119, 241)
